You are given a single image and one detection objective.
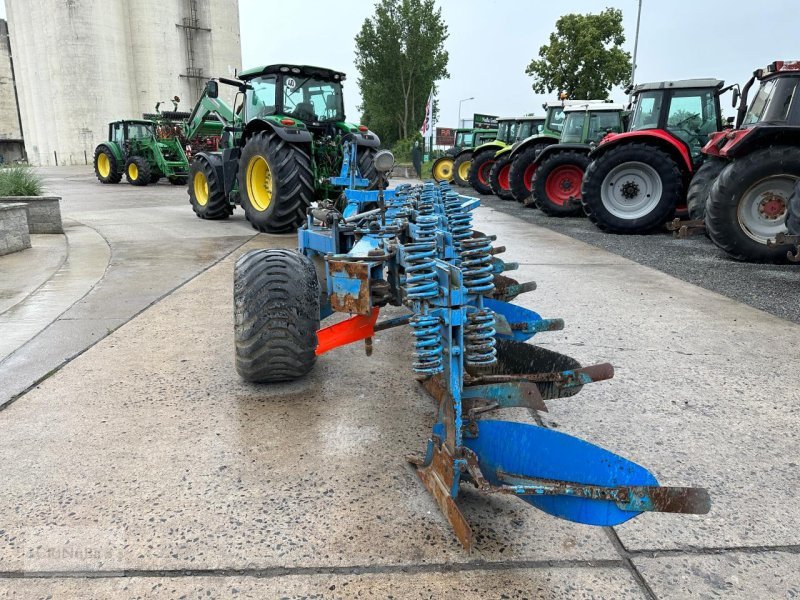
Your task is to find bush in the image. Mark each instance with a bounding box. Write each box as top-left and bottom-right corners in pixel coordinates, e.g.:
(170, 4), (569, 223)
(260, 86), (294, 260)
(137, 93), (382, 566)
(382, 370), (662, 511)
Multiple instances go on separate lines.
(391, 134), (424, 163)
(0, 165), (43, 197)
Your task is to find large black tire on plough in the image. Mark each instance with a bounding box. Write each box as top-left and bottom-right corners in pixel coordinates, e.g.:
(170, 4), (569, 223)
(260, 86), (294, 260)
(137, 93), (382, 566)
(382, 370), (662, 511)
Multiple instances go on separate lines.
(234, 249), (320, 382)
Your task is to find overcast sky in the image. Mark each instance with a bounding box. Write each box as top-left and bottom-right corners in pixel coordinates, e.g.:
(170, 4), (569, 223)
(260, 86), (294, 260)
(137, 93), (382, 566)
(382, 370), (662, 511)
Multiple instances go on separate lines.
(2, 0), (798, 126)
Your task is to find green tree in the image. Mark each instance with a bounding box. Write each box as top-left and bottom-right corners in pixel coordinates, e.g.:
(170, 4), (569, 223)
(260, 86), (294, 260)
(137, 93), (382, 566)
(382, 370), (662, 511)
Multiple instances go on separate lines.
(355, 0), (449, 145)
(526, 9), (632, 100)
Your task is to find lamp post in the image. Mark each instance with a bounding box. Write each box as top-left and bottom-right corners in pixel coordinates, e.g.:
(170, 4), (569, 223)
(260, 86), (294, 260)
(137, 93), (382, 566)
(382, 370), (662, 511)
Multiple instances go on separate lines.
(629, 0), (643, 103)
(458, 97), (475, 128)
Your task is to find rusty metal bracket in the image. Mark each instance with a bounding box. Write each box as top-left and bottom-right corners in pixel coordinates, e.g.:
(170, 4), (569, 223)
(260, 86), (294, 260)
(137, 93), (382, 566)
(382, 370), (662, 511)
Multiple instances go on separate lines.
(668, 218), (706, 239)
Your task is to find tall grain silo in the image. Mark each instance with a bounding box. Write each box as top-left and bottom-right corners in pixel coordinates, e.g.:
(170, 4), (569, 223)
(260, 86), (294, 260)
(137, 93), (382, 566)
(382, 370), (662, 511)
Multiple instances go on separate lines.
(4, 0), (241, 166)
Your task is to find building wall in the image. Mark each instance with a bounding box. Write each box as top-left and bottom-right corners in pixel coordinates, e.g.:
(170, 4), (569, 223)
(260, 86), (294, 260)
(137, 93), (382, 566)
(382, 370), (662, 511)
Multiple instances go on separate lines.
(5, 0), (241, 166)
(0, 19), (24, 163)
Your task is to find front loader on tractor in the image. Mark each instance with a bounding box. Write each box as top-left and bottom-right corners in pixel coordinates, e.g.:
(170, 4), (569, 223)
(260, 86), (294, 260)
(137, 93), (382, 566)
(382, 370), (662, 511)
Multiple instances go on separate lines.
(450, 128), (499, 187)
(233, 152), (710, 550)
(94, 119), (190, 186)
(186, 64), (381, 233)
(468, 117), (543, 196)
(697, 60), (800, 262)
(580, 79), (727, 233)
(523, 102), (626, 216)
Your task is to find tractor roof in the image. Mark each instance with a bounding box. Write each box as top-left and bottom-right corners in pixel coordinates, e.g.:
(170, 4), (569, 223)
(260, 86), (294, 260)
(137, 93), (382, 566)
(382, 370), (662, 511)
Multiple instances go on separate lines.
(632, 78), (724, 94)
(756, 60), (800, 79)
(543, 99), (607, 109)
(564, 102), (625, 113)
(238, 64), (346, 82)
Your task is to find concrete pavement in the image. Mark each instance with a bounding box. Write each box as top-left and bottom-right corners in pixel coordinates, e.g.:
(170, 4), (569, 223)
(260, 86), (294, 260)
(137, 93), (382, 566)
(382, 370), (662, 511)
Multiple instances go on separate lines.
(1, 182), (798, 598)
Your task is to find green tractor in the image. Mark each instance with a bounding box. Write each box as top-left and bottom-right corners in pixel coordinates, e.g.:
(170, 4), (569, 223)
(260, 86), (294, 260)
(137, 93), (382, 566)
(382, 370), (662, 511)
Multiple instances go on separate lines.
(431, 128), (475, 182)
(186, 64), (380, 232)
(526, 102), (626, 215)
(487, 117), (545, 199)
(93, 119), (190, 186)
(506, 100), (603, 203)
(467, 117), (543, 196)
(451, 128), (499, 187)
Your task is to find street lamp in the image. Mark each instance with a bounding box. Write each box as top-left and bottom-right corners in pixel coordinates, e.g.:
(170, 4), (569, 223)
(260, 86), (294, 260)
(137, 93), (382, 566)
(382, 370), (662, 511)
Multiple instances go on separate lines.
(458, 97), (475, 128)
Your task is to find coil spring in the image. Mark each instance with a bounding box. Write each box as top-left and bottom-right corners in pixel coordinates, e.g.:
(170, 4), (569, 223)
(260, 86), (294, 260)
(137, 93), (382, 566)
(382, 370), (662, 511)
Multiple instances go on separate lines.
(404, 215), (438, 300)
(410, 312), (444, 374)
(417, 187), (436, 216)
(460, 236), (495, 295)
(444, 192), (472, 250)
(465, 309), (497, 367)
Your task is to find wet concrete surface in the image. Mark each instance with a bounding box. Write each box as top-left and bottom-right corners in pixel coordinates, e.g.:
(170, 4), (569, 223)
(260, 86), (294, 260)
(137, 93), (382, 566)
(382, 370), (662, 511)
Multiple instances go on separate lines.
(0, 166), (256, 406)
(475, 192), (800, 324)
(0, 174), (798, 597)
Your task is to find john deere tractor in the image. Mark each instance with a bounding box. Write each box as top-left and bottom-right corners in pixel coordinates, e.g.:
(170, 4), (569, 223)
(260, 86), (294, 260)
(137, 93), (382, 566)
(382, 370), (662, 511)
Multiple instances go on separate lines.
(527, 102), (626, 216)
(451, 128), (499, 187)
(431, 128), (474, 182)
(699, 60), (800, 262)
(186, 64), (380, 233)
(94, 119), (190, 186)
(468, 117), (542, 196)
(580, 79), (726, 233)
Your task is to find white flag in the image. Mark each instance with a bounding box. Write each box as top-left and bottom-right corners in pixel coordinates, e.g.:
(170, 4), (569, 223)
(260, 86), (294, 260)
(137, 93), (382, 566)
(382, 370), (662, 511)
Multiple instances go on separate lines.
(420, 88), (434, 140)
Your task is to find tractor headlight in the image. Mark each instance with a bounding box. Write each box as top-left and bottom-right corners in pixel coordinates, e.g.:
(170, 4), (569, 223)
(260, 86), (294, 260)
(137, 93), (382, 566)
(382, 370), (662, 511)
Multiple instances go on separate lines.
(374, 150), (395, 173)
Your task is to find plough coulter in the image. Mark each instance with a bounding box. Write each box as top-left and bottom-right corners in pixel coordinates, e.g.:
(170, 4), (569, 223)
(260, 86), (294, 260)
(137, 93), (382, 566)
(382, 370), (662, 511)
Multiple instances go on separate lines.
(233, 145), (710, 550)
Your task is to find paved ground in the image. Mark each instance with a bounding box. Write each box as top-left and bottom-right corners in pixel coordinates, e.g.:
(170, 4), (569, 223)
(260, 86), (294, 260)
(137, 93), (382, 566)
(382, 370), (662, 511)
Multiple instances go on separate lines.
(475, 192), (800, 324)
(1, 170), (799, 598)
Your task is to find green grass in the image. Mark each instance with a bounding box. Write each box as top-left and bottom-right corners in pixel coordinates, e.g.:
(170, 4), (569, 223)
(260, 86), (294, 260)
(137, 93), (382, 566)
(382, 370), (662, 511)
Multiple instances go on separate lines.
(0, 165), (43, 197)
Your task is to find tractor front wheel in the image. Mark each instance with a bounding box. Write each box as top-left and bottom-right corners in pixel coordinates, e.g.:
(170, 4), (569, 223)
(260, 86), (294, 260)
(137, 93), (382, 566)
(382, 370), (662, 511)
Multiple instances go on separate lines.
(508, 144), (547, 205)
(686, 158), (726, 221)
(489, 154), (515, 200)
(468, 149), (497, 195)
(705, 146), (799, 262)
(188, 156), (231, 220)
(531, 151), (589, 217)
(357, 147), (380, 189)
(94, 146), (122, 184)
(452, 153), (472, 187)
(234, 248), (320, 382)
(431, 156), (454, 183)
(238, 131), (313, 233)
(125, 156), (151, 186)
(581, 144), (683, 233)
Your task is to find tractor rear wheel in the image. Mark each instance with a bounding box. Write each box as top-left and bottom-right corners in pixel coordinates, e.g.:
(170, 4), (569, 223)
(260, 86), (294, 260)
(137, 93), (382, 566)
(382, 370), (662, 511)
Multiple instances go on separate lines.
(238, 131), (313, 233)
(234, 248), (320, 382)
(431, 156), (454, 183)
(532, 151), (589, 217)
(687, 158), (726, 221)
(93, 145), (122, 184)
(169, 176), (188, 185)
(489, 154), (515, 200)
(357, 147), (380, 189)
(125, 156), (151, 186)
(581, 143), (683, 233)
(452, 153), (472, 187)
(705, 146), (799, 262)
(188, 156), (231, 220)
(468, 148), (497, 195)
(789, 180), (800, 236)
(509, 144), (547, 205)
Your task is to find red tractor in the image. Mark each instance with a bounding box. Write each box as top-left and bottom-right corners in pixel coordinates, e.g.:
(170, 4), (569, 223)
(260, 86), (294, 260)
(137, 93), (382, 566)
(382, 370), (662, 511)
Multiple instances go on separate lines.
(701, 61), (800, 262)
(581, 79), (726, 233)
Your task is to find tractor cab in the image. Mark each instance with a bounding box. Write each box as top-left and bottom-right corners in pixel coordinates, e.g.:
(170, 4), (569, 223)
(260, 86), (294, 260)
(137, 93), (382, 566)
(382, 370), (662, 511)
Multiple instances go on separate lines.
(627, 79), (724, 163)
(238, 64), (348, 133)
(109, 120), (155, 144)
(560, 103), (626, 145)
(514, 117), (545, 141)
(453, 128), (474, 150)
(494, 118), (517, 144)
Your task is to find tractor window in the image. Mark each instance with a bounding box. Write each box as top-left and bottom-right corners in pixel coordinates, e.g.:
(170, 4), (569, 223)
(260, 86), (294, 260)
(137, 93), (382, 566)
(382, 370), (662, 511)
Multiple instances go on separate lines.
(630, 91), (662, 130)
(246, 76), (277, 120)
(126, 123), (153, 140)
(517, 121), (535, 139)
(110, 123), (124, 143)
(666, 89), (717, 157)
(560, 112), (586, 143)
(587, 111), (622, 142)
(546, 107), (566, 132)
(282, 76), (344, 123)
(745, 77), (797, 125)
(496, 122), (512, 143)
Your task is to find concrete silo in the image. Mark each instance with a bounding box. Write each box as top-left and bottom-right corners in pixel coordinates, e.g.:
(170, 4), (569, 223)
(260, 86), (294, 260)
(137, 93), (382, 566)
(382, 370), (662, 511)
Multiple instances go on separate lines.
(4, 0), (241, 166)
(0, 19), (24, 163)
